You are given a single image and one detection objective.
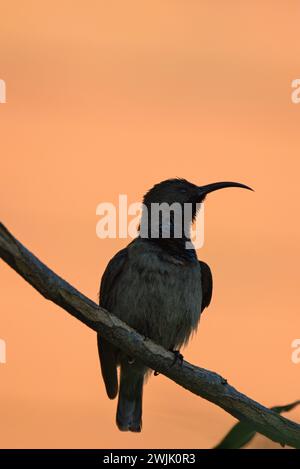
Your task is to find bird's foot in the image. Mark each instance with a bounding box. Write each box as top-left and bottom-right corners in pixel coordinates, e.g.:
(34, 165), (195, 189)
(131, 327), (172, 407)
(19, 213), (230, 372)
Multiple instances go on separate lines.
(155, 350), (184, 374)
(171, 350), (184, 367)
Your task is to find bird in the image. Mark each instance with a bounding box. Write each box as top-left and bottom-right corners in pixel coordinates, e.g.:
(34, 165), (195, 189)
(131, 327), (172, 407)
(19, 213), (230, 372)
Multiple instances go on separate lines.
(97, 178), (252, 432)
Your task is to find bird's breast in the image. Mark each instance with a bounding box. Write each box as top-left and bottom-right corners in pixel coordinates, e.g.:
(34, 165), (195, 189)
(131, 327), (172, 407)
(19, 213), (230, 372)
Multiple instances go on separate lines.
(111, 241), (202, 350)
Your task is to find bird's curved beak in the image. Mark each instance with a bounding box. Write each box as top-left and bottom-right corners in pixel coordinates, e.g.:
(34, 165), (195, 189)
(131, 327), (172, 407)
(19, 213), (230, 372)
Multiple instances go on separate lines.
(198, 181), (253, 199)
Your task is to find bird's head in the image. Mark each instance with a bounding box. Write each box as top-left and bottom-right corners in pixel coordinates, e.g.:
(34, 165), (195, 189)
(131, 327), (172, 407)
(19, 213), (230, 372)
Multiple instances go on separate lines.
(141, 178), (253, 243)
(143, 178), (200, 208)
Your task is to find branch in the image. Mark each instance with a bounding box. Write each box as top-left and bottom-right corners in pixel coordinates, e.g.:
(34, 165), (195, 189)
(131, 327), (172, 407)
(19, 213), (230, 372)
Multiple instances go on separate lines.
(1, 222), (299, 448)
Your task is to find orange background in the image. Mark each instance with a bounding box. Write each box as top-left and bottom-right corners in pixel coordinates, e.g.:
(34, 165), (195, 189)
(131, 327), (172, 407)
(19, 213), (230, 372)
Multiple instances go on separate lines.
(0, 1), (300, 449)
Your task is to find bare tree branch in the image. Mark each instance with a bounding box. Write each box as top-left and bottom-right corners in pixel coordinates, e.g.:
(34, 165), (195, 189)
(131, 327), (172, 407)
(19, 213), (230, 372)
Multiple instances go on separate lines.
(0, 222), (299, 448)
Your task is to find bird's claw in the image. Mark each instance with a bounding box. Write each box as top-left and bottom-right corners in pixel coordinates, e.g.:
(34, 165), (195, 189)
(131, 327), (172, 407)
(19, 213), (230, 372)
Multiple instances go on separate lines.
(155, 350), (184, 373)
(171, 350), (184, 367)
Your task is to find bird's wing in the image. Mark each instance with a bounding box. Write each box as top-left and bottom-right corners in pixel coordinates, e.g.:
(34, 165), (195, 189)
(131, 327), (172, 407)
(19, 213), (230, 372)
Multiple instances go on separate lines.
(98, 247), (129, 399)
(199, 261), (213, 312)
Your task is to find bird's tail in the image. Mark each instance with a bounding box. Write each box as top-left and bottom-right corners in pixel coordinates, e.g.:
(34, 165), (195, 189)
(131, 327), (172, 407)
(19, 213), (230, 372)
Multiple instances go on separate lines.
(116, 362), (144, 432)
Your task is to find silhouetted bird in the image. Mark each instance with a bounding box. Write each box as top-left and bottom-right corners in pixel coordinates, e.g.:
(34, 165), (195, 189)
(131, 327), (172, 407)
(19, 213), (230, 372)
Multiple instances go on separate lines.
(98, 178), (252, 432)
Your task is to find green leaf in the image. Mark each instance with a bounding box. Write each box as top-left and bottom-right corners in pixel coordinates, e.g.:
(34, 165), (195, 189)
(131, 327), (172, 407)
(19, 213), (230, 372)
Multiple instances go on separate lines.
(214, 400), (300, 449)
